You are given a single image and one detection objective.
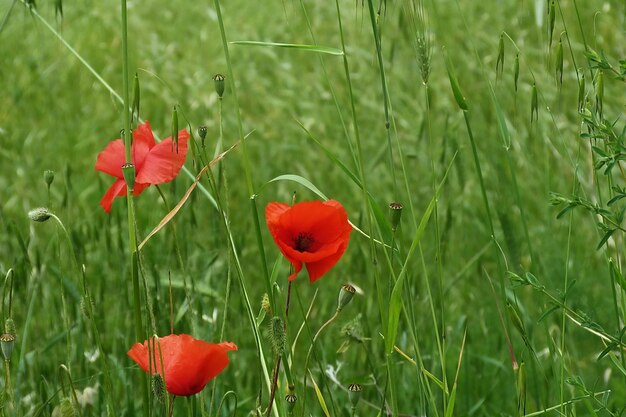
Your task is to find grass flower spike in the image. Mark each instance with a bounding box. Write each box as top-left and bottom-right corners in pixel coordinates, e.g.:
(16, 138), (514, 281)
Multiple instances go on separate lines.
(127, 334), (237, 397)
(95, 120), (189, 212)
(266, 200), (352, 282)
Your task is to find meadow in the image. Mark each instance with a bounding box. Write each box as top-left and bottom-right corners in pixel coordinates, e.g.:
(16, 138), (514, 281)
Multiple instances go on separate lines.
(0, 0), (625, 415)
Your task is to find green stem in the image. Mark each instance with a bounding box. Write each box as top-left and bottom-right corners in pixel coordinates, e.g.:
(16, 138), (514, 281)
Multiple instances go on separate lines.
(212, 0), (274, 313)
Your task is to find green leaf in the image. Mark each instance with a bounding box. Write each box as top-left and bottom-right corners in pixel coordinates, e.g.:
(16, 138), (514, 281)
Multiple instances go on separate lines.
(308, 371), (331, 417)
(231, 41), (343, 56)
(264, 174), (328, 200)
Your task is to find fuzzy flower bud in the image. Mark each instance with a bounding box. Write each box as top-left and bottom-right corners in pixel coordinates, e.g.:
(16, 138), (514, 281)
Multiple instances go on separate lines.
(152, 373), (166, 403)
(28, 207), (51, 222)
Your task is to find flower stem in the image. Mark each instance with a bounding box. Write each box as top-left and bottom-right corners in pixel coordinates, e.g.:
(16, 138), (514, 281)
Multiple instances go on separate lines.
(119, 0), (148, 412)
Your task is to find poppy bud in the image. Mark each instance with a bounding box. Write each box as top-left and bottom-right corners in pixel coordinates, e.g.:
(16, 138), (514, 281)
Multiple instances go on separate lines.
(44, 170), (55, 187)
(152, 373), (166, 402)
(261, 293), (271, 315)
(28, 207), (51, 223)
(0, 333), (15, 361)
(213, 74), (226, 98)
(348, 383), (362, 407)
(285, 394), (297, 413)
(121, 162), (135, 191)
(269, 316), (286, 356)
(337, 284), (356, 312)
(198, 125), (208, 148)
(58, 397), (77, 417)
(389, 202), (403, 232)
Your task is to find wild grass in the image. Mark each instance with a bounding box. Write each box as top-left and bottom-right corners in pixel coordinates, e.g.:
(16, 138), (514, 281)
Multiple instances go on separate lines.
(0, 0), (625, 416)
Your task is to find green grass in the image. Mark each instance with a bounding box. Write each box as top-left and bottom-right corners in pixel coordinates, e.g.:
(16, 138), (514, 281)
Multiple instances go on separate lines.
(1, 0), (625, 415)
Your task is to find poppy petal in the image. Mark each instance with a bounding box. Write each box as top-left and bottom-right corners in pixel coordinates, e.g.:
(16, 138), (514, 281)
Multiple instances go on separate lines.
(305, 238), (349, 282)
(132, 182), (150, 196)
(128, 334), (237, 397)
(135, 130), (189, 185)
(132, 120), (156, 171)
(95, 139), (125, 178)
(99, 179), (127, 213)
(265, 199), (351, 282)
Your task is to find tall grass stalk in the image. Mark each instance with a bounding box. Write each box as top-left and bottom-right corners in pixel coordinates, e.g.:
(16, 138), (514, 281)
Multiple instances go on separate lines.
(211, 0), (275, 314)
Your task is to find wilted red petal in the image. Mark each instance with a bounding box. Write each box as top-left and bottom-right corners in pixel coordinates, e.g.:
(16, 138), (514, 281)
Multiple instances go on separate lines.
(95, 139), (125, 178)
(132, 120), (156, 172)
(135, 130), (189, 185)
(128, 334), (237, 397)
(99, 179), (127, 213)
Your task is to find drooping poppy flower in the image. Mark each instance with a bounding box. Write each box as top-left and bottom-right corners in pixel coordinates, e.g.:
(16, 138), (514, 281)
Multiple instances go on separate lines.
(127, 333), (237, 397)
(95, 120), (189, 212)
(266, 200), (352, 282)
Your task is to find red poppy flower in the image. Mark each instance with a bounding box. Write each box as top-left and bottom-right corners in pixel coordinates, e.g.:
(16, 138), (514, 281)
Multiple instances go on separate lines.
(127, 334), (237, 397)
(95, 120), (189, 212)
(266, 200), (352, 282)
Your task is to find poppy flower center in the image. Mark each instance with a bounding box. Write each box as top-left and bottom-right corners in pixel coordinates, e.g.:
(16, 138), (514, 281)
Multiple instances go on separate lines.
(293, 232), (315, 252)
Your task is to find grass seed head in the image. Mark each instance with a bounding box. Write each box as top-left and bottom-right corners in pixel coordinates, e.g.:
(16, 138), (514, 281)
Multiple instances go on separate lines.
(269, 316), (286, 356)
(152, 373), (166, 403)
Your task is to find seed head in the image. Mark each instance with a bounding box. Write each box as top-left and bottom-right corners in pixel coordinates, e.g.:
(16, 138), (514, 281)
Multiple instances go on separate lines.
(389, 202), (403, 232)
(120, 163), (135, 191)
(337, 284), (356, 312)
(152, 373), (166, 403)
(28, 207), (51, 222)
(348, 383), (362, 407)
(285, 394), (297, 413)
(213, 74), (226, 98)
(0, 333), (15, 360)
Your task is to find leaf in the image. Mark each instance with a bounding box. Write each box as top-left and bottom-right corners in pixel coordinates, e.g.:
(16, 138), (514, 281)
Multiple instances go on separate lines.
(308, 371), (331, 417)
(231, 41), (343, 56)
(265, 174), (328, 200)
(386, 155), (456, 353)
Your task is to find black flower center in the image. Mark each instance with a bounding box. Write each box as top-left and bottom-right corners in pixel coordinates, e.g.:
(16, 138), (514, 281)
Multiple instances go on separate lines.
(293, 232), (315, 252)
